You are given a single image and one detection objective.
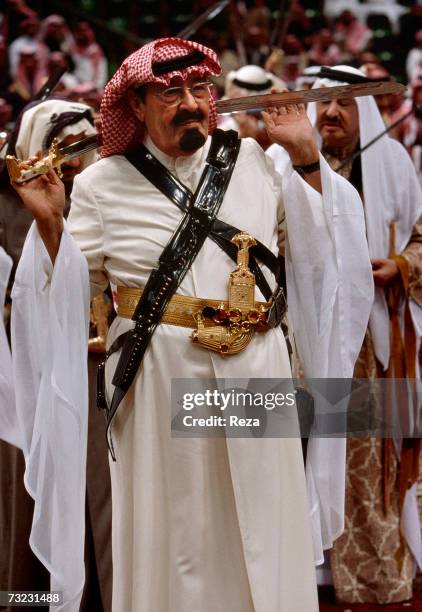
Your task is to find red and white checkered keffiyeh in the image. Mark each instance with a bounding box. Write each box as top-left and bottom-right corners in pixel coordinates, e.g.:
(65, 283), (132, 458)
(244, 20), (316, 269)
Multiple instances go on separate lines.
(100, 38), (221, 157)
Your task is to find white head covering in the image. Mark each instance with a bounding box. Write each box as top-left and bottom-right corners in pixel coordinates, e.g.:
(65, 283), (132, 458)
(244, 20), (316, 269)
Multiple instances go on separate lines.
(295, 65), (321, 90)
(308, 65), (422, 369)
(225, 64), (286, 97)
(15, 98), (97, 170)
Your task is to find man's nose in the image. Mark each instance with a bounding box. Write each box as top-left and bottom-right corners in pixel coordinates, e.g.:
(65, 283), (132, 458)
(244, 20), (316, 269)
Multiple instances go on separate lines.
(179, 88), (199, 111)
(325, 101), (339, 117)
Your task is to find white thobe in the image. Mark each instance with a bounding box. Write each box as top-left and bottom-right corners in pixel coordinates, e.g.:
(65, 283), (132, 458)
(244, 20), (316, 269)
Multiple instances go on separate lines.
(267, 143), (375, 562)
(11, 135), (372, 611)
(0, 246), (18, 448)
(11, 230), (90, 612)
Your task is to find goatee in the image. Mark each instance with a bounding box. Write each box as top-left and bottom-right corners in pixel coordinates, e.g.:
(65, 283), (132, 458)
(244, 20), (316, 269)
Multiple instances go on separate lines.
(179, 128), (206, 152)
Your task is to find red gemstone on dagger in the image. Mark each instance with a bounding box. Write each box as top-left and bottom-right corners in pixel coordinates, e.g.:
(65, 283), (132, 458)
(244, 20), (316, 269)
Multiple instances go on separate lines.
(215, 309), (229, 322)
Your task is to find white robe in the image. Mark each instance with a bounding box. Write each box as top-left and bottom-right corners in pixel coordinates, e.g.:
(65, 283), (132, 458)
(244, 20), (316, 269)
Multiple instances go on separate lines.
(0, 246), (18, 448)
(12, 135), (372, 611)
(307, 68), (422, 567)
(267, 143), (374, 562)
(11, 229), (90, 612)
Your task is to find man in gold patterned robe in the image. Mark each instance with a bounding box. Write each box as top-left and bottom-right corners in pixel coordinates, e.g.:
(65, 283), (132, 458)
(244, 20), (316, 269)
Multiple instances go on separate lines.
(314, 66), (422, 605)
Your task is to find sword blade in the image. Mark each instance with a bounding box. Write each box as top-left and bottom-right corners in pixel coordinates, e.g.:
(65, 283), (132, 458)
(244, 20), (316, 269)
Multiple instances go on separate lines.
(56, 134), (99, 159)
(25, 80), (405, 174)
(216, 81), (406, 114)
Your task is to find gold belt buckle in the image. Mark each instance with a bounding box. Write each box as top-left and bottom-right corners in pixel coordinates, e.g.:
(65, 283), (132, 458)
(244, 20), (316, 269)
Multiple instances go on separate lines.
(191, 232), (269, 356)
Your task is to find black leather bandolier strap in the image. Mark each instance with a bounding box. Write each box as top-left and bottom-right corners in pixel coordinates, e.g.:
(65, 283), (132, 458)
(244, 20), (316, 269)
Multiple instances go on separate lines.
(103, 129), (241, 458)
(125, 139), (287, 303)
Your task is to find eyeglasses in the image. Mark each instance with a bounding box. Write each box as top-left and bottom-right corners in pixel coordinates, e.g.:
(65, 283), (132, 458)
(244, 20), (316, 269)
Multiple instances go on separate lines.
(154, 81), (212, 106)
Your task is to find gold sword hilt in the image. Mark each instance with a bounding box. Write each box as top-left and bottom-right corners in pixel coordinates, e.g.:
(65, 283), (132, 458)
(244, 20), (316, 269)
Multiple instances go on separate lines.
(6, 138), (64, 184)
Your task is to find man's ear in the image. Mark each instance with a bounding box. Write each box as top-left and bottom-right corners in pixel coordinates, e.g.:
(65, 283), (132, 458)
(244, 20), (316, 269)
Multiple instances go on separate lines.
(127, 90), (146, 122)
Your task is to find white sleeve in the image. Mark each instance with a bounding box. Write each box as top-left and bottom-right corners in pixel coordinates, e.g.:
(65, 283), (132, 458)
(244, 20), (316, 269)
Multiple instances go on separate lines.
(267, 145), (374, 562)
(11, 222), (90, 611)
(267, 145), (373, 378)
(68, 172), (108, 297)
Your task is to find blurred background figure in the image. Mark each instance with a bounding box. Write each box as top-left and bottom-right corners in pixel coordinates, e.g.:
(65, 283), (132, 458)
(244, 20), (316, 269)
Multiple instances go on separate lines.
(0, 0), (37, 42)
(334, 10), (372, 59)
(208, 33), (239, 96)
(38, 14), (73, 54)
(9, 48), (45, 111)
(407, 30), (422, 84)
(280, 34), (307, 90)
(45, 51), (78, 95)
(8, 16), (47, 77)
(361, 62), (410, 143)
(0, 98), (13, 169)
(403, 79), (422, 186)
(0, 35), (12, 104)
(67, 82), (103, 114)
(70, 21), (108, 89)
(283, 0), (314, 49)
(308, 28), (341, 67)
(0, 98), (13, 136)
(219, 63), (285, 149)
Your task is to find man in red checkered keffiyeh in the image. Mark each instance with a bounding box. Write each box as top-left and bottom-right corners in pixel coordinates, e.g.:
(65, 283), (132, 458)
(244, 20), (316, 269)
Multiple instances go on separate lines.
(100, 37), (221, 157)
(10, 32), (379, 612)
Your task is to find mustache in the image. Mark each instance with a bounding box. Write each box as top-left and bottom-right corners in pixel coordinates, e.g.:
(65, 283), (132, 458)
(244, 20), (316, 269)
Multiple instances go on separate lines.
(172, 110), (204, 126)
(322, 120), (342, 127)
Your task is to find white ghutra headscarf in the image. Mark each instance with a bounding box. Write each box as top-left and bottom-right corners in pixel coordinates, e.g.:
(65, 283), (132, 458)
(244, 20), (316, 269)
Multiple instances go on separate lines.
(14, 98), (97, 166)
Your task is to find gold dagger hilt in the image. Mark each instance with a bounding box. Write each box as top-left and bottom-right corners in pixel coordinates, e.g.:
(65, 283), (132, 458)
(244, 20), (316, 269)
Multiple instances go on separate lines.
(6, 138), (64, 184)
(191, 231), (266, 355)
(231, 232), (257, 270)
(229, 232), (257, 313)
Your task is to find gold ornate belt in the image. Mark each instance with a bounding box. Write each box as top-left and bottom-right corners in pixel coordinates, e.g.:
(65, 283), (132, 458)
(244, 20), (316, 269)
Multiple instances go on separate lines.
(117, 233), (275, 356)
(116, 286), (270, 330)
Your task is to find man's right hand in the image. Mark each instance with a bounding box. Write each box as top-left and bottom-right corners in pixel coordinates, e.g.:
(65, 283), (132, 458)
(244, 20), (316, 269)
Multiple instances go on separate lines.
(12, 169), (65, 263)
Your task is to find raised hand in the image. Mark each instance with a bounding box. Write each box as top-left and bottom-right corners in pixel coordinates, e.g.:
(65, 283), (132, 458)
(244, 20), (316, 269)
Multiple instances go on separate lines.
(262, 102), (319, 166)
(12, 169), (65, 262)
(12, 168), (65, 222)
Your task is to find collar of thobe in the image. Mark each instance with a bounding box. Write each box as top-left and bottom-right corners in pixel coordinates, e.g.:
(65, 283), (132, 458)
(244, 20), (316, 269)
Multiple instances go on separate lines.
(142, 134), (210, 192)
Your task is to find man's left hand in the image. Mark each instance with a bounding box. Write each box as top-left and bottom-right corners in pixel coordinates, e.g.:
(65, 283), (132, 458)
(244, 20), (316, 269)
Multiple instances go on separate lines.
(262, 101), (319, 165)
(371, 258), (399, 286)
